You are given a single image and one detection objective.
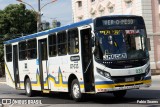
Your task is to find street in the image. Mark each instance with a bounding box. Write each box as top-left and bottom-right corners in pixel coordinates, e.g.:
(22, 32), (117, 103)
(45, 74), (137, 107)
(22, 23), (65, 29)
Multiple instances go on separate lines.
(0, 75), (159, 107)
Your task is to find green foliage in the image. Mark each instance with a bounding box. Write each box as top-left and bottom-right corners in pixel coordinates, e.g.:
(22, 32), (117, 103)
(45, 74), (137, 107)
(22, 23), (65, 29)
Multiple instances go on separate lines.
(0, 3), (37, 35)
(0, 3), (37, 63)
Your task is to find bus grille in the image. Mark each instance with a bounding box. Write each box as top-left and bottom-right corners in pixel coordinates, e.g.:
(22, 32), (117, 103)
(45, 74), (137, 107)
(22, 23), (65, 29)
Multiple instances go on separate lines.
(111, 73), (145, 83)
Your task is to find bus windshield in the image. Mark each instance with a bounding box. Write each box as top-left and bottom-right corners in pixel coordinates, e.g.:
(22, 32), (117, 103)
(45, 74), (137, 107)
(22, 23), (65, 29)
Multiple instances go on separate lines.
(95, 29), (149, 61)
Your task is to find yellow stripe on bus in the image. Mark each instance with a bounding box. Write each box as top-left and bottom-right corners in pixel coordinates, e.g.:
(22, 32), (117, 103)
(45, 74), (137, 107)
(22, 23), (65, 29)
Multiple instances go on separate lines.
(5, 64), (15, 85)
(95, 80), (151, 89)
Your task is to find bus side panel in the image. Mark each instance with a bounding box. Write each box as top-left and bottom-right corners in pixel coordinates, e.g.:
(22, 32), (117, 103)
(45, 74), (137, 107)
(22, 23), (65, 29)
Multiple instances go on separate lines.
(67, 55), (85, 93)
(5, 62), (15, 88)
(18, 60), (26, 89)
(27, 59), (41, 91)
(48, 57), (60, 91)
(64, 55), (84, 93)
(48, 57), (70, 92)
(18, 59), (41, 91)
(48, 55), (85, 93)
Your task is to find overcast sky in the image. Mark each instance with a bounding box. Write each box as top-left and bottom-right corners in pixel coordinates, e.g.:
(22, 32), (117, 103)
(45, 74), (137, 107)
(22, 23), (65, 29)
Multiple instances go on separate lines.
(0, 0), (73, 26)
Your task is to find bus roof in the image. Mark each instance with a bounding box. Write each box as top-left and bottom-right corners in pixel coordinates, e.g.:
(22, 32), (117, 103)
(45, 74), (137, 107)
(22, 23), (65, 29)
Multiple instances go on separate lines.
(4, 18), (93, 45)
(4, 15), (143, 45)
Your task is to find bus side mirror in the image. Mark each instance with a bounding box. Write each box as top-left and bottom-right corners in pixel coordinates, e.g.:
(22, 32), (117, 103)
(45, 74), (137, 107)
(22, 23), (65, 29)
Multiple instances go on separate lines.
(147, 38), (151, 51)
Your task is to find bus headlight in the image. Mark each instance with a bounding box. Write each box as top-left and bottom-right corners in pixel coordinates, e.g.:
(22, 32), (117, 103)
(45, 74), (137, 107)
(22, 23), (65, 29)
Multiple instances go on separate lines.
(97, 68), (111, 79)
(145, 65), (150, 75)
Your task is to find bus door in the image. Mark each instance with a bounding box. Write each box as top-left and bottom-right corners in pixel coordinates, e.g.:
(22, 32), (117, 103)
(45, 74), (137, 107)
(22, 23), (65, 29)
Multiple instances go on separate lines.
(13, 45), (20, 89)
(80, 27), (95, 92)
(38, 39), (49, 90)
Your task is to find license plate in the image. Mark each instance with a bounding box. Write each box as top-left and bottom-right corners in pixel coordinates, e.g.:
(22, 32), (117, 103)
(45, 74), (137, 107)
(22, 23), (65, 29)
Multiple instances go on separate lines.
(125, 77), (134, 82)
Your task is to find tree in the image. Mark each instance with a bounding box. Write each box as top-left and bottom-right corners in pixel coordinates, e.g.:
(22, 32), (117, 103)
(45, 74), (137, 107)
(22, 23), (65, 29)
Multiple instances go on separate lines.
(0, 4), (37, 75)
(0, 3), (37, 36)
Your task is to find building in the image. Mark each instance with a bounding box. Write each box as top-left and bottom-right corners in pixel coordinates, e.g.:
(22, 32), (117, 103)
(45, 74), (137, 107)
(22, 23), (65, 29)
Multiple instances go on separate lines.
(52, 19), (61, 28)
(72, 0), (160, 72)
(41, 20), (50, 30)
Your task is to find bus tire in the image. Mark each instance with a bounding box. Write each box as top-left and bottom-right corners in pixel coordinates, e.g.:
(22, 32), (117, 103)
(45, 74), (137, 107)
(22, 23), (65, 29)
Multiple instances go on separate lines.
(71, 79), (83, 102)
(25, 78), (34, 97)
(113, 90), (127, 98)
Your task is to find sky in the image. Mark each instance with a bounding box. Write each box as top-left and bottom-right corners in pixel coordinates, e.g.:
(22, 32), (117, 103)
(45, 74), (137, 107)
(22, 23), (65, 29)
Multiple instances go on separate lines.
(0, 0), (73, 26)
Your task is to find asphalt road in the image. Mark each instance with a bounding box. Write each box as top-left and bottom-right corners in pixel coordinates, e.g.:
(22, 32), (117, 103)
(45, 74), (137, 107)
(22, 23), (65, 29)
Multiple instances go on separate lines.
(0, 75), (159, 107)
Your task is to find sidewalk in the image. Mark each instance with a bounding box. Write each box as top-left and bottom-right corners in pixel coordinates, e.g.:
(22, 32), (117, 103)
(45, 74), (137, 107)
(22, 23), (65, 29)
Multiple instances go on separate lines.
(152, 74), (160, 80)
(0, 76), (6, 83)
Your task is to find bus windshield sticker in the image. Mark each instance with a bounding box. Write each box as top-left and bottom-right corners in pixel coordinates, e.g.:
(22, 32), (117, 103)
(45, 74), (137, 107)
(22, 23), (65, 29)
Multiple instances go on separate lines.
(125, 30), (140, 34)
(103, 53), (127, 60)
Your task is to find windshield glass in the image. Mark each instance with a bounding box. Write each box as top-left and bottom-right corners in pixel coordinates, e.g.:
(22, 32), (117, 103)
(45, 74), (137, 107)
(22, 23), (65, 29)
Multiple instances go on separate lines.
(95, 29), (149, 61)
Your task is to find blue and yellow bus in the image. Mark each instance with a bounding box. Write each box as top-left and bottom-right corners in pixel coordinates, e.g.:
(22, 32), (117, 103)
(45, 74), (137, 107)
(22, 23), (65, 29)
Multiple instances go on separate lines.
(4, 15), (151, 101)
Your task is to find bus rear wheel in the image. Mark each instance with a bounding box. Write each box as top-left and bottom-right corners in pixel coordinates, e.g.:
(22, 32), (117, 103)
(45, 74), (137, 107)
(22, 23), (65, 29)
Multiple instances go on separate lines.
(113, 90), (127, 98)
(25, 78), (34, 97)
(71, 79), (83, 102)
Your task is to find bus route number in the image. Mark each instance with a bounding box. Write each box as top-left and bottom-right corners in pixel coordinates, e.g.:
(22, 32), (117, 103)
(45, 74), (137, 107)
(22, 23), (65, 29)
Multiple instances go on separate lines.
(70, 64), (79, 69)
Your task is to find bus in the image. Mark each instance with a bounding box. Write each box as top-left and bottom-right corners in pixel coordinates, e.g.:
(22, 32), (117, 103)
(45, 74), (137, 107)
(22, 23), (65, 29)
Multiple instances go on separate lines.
(4, 15), (151, 101)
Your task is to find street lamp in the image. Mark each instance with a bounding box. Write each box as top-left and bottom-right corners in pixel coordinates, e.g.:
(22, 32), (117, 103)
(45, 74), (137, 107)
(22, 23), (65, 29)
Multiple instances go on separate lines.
(16, 0), (57, 32)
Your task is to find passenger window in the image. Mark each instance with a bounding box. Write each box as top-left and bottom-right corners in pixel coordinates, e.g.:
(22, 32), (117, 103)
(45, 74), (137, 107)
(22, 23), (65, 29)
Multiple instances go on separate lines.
(5, 45), (12, 62)
(27, 39), (37, 59)
(57, 31), (67, 55)
(68, 28), (79, 54)
(49, 34), (57, 57)
(19, 41), (27, 60)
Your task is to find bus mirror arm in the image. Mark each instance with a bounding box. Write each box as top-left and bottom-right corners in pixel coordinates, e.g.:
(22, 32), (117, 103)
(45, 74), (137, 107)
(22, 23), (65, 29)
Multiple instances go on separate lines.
(90, 37), (95, 47)
(90, 36), (96, 54)
(90, 30), (95, 47)
(90, 31), (95, 54)
(92, 47), (95, 54)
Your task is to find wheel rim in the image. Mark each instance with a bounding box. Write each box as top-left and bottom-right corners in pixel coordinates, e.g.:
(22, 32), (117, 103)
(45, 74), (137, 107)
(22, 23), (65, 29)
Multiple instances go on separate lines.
(72, 83), (80, 98)
(26, 82), (30, 94)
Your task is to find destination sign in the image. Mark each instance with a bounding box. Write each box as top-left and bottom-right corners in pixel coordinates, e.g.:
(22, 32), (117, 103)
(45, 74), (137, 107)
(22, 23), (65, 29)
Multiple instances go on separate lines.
(102, 19), (135, 26)
(99, 30), (121, 35)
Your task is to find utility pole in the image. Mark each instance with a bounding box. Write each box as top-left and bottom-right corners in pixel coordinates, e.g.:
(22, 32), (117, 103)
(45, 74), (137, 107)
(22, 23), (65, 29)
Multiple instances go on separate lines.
(17, 0), (57, 32)
(37, 0), (41, 32)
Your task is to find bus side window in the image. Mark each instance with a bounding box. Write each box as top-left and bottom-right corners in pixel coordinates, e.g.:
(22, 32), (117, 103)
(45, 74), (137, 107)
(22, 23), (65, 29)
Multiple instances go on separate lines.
(19, 41), (27, 60)
(68, 28), (79, 54)
(5, 45), (12, 62)
(27, 39), (37, 59)
(57, 31), (67, 55)
(49, 33), (57, 57)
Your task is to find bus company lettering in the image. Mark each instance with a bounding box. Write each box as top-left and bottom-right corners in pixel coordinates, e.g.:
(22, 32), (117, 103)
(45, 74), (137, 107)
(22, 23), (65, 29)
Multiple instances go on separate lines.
(104, 53), (127, 60)
(70, 56), (80, 61)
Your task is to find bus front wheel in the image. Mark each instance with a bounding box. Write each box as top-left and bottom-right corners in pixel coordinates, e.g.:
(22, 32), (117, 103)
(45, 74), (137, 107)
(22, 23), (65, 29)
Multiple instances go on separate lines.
(113, 90), (127, 98)
(25, 78), (34, 97)
(71, 79), (83, 102)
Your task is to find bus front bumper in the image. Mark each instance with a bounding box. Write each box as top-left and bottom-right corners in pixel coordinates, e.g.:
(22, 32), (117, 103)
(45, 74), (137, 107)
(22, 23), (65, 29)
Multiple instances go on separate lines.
(95, 79), (151, 93)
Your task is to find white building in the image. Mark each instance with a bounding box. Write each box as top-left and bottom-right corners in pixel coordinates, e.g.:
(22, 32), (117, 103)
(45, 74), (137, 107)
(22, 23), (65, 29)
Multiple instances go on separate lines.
(72, 0), (160, 72)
